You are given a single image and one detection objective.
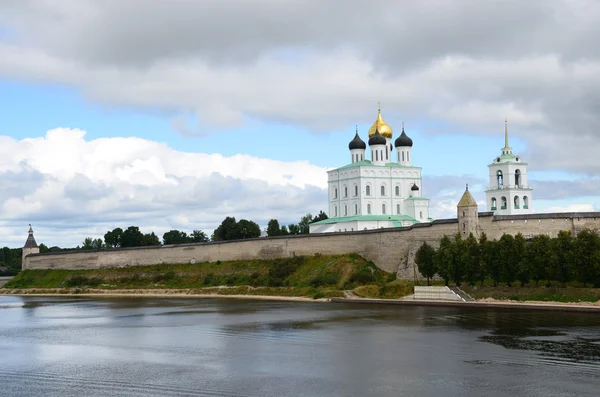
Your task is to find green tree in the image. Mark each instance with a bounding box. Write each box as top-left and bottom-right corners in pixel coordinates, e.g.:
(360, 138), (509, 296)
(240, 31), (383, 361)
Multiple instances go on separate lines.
(190, 230), (209, 243)
(82, 238), (103, 250)
(104, 227), (123, 248)
(212, 217), (238, 241)
(121, 226), (144, 248)
(280, 225), (290, 235)
(415, 242), (436, 285)
(450, 233), (465, 285)
(434, 235), (453, 286)
(163, 230), (189, 245)
(463, 233), (481, 286)
(498, 234), (517, 286)
(550, 230), (574, 287)
(298, 213), (313, 234)
(266, 219), (282, 237)
(142, 232), (161, 246)
(288, 224), (300, 235)
(235, 219), (261, 239)
(312, 211), (328, 223)
(513, 233), (529, 286)
(484, 239), (501, 287)
(526, 234), (551, 287)
(477, 233), (489, 286)
(39, 243), (50, 254)
(573, 229), (600, 287)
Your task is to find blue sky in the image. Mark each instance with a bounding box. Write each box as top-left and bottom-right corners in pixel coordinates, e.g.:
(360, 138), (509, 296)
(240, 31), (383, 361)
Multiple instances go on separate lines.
(1, 1), (599, 247)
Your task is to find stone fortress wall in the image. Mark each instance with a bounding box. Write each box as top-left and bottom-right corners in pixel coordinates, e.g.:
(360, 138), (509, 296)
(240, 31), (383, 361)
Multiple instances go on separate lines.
(23, 212), (600, 280)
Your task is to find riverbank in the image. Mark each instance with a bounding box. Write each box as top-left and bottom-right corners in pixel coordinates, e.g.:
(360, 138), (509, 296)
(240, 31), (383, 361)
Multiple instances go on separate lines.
(3, 287), (600, 312)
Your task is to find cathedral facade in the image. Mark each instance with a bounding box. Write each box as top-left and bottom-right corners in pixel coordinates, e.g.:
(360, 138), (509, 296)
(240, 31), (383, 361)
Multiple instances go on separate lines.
(310, 107), (430, 233)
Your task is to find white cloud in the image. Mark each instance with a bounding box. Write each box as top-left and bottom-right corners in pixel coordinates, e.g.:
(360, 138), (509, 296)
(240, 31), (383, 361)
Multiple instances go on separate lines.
(542, 203), (597, 213)
(0, 129), (328, 247)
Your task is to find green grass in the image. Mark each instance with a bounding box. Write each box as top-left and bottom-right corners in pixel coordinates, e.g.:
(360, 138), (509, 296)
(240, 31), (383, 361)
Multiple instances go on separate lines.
(461, 285), (600, 303)
(353, 280), (414, 299)
(2, 254), (392, 299)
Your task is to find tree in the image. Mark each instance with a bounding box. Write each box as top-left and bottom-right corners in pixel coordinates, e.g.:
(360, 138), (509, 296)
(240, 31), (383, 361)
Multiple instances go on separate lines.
(298, 213), (313, 234)
(163, 230), (189, 245)
(82, 238), (103, 250)
(484, 239), (501, 287)
(498, 234), (516, 286)
(434, 235), (453, 286)
(526, 234), (551, 287)
(450, 233), (465, 285)
(267, 219), (282, 237)
(415, 242), (436, 285)
(142, 232), (161, 246)
(312, 211), (328, 223)
(104, 227), (123, 248)
(235, 219), (261, 239)
(212, 217), (237, 241)
(573, 229), (600, 287)
(190, 230), (209, 243)
(39, 243), (50, 254)
(463, 233), (481, 286)
(288, 224), (300, 235)
(513, 233), (529, 286)
(121, 226), (144, 248)
(280, 225), (290, 235)
(550, 230), (574, 287)
(477, 233), (489, 286)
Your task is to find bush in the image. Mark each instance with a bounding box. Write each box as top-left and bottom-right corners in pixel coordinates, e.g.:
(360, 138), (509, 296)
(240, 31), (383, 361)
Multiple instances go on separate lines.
(309, 273), (340, 287)
(349, 269), (374, 285)
(386, 272), (397, 283)
(203, 273), (214, 286)
(312, 291), (325, 299)
(66, 276), (102, 287)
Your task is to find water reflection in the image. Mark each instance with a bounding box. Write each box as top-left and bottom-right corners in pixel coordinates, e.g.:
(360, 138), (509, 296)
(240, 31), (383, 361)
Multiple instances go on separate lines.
(0, 296), (599, 397)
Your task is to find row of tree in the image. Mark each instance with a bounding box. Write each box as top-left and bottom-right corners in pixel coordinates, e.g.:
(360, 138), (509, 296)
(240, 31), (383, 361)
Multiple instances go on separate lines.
(77, 212), (329, 250)
(415, 230), (600, 287)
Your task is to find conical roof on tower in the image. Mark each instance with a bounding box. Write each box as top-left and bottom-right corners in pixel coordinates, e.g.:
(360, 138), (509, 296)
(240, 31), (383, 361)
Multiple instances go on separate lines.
(24, 224), (38, 248)
(457, 185), (477, 207)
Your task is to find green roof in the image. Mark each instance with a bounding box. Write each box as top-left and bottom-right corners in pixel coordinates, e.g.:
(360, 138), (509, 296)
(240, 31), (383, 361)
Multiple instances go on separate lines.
(311, 214), (419, 225)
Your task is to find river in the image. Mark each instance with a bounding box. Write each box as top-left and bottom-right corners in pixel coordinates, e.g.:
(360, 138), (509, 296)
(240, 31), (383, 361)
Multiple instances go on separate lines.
(0, 296), (599, 396)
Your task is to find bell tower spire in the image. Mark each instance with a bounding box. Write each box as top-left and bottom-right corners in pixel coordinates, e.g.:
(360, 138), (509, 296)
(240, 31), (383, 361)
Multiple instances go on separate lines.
(502, 118), (512, 155)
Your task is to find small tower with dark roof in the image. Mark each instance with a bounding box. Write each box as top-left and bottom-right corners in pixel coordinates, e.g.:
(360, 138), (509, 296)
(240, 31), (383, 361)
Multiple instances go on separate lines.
(369, 128), (387, 166)
(457, 185), (479, 238)
(22, 224), (40, 262)
(348, 126), (366, 163)
(395, 122), (413, 166)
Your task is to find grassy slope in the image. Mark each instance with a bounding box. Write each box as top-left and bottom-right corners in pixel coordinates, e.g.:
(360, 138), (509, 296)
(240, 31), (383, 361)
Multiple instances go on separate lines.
(3, 254), (411, 299)
(461, 285), (600, 303)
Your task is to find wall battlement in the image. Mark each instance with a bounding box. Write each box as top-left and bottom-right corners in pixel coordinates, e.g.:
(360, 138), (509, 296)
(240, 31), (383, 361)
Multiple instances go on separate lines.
(23, 212), (600, 280)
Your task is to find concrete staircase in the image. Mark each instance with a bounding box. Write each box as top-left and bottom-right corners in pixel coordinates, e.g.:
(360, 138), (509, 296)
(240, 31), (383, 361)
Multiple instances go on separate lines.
(413, 286), (472, 302)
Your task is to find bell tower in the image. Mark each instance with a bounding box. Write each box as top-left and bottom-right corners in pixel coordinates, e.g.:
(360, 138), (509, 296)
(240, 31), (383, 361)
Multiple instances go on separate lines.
(485, 119), (533, 215)
(22, 224), (40, 262)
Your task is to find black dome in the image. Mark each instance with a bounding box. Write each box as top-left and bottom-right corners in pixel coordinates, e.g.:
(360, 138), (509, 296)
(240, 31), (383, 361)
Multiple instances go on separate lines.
(348, 132), (366, 150)
(394, 128), (413, 147)
(368, 129), (386, 146)
(411, 184), (420, 191)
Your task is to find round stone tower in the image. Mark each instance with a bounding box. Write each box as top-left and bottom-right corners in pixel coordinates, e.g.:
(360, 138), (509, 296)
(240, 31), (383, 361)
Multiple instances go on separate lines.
(457, 185), (479, 238)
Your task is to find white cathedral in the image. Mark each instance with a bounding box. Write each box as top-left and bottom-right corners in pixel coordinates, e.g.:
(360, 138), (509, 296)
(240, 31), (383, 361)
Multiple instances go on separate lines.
(309, 109), (533, 234)
(310, 107), (431, 233)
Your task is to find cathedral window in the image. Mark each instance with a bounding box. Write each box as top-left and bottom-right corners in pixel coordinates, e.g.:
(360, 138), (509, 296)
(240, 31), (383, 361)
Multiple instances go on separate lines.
(407, 152), (410, 162)
(515, 169), (521, 187)
(366, 185), (371, 196)
(354, 185), (358, 196)
(334, 206), (338, 217)
(523, 196), (529, 209)
(386, 147), (389, 160)
(382, 204), (386, 214)
(501, 196), (507, 209)
(367, 204), (372, 214)
(355, 204), (358, 215)
(491, 197), (497, 210)
(344, 186), (348, 198)
(395, 186), (400, 196)
(420, 211), (423, 219)
(514, 196), (520, 209)
(381, 185), (385, 196)
(497, 171), (503, 187)
(344, 205), (348, 216)
(334, 188), (338, 199)
(402, 152), (405, 162)
(397, 204), (400, 214)
(376, 151), (379, 161)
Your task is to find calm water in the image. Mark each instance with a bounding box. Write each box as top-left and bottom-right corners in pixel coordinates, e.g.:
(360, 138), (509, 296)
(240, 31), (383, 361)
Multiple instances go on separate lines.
(0, 297), (599, 397)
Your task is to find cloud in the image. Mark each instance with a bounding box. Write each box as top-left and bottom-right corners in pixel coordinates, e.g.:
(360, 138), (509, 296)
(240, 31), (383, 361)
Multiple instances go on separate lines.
(543, 203), (598, 213)
(1, 1), (600, 173)
(0, 128), (327, 247)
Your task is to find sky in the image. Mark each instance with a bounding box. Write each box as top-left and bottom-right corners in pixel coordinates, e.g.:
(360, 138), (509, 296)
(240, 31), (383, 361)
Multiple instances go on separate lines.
(1, 0), (600, 248)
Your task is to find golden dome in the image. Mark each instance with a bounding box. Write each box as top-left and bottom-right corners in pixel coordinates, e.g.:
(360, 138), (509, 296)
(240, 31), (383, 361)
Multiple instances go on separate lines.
(368, 106), (393, 138)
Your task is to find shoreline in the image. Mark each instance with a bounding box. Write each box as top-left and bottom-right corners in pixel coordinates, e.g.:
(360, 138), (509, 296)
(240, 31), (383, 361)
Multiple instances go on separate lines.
(2, 289), (600, 311)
